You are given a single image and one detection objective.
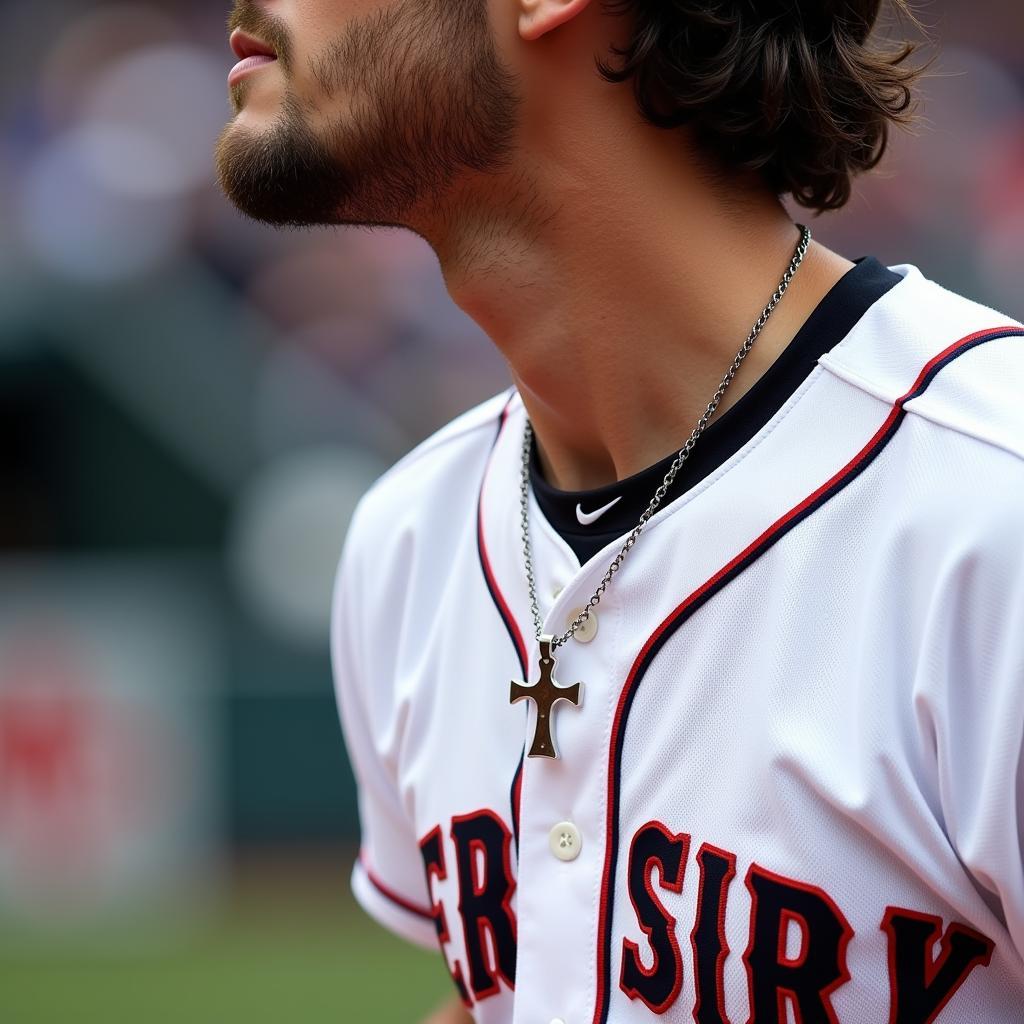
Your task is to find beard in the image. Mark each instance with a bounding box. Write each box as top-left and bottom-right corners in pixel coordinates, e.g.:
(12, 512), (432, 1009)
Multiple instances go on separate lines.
(215, 0), (521, 230)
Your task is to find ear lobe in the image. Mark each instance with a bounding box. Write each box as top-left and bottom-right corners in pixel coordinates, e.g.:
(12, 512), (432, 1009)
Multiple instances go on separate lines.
(518, 0), (594, 42)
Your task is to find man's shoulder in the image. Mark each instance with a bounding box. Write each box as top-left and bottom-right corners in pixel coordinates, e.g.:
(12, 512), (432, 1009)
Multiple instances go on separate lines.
(347, 388), (515, 549)
(373, 388), (512, 485)
(819, 264), (1024, 462)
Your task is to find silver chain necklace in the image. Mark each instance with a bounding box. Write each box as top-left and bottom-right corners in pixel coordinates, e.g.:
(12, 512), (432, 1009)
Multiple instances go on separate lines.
(520, 223), (812, 647)
(509, 224), (812, 760)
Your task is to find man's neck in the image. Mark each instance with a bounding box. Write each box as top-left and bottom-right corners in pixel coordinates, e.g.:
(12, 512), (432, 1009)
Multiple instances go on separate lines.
(422, 122), (854, 491)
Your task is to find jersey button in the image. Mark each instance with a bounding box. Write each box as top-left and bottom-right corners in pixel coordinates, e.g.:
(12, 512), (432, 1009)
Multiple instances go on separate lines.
(566, 607), (598, 643)
(549, 821), (582, 862)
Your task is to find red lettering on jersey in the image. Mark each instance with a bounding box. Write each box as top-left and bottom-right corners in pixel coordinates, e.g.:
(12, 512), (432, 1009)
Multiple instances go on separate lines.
(450, 809), (518, 1000)
(743, 864), (853, 1023)
(881, 907), (994, 1024)
(619, 821), (690, 1014)
(419, 825), (472, 1007)
(691, 843), (738, 1024)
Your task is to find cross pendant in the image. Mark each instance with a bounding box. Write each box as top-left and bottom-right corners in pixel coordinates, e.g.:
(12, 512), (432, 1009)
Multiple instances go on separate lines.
(509, 635), (583, 760)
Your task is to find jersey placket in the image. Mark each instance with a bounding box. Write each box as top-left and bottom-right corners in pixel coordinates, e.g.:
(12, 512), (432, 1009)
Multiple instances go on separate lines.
(510, 491), (625, 1024)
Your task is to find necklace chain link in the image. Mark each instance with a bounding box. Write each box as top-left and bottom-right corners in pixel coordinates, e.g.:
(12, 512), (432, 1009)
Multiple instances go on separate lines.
(519, 223), (812, 648)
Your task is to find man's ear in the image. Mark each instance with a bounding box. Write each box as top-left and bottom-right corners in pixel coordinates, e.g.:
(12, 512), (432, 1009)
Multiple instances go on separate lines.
(518, 0), (594, 42)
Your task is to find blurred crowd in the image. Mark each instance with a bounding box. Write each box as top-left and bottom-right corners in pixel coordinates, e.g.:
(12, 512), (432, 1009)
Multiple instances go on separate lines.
(0, 0), (1021, 932)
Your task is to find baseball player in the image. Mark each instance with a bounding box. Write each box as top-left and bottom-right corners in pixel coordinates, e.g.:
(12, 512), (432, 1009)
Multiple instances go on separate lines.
(216, 0), (1024, 1021)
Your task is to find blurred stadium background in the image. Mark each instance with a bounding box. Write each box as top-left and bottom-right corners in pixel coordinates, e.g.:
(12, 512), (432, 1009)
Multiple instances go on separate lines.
(0, 1), (1021, 1020)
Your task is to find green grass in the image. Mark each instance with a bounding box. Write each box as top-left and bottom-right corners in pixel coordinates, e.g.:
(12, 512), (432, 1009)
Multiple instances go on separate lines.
(0, 856), (454, 1024)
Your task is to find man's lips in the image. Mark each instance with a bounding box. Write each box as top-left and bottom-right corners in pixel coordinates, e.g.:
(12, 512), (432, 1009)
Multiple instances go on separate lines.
(230, 29), (277, 60)
(228, 29), (278, 88)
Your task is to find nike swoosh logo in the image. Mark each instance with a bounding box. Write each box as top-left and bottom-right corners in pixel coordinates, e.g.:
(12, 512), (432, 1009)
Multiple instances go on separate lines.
(576, 496), (623, 526)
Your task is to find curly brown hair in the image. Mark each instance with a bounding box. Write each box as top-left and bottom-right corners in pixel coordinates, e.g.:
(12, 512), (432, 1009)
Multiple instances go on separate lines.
(596, 0), (928, 212)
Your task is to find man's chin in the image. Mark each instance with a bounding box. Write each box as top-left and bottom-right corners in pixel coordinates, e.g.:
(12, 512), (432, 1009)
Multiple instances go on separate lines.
(214, 119), (345, 228)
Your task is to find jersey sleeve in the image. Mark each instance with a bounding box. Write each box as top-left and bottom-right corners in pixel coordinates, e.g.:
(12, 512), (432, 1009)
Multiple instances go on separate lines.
(926, 485), (1024, 956)
(331, 502), (438, 950)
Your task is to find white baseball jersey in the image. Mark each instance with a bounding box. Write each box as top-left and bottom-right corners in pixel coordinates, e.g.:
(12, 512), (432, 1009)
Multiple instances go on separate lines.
(332, 260), (1024, 1024)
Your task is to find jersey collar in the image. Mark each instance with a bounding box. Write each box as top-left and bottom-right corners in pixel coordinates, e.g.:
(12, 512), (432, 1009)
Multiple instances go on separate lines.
(528, 256), (902, 564)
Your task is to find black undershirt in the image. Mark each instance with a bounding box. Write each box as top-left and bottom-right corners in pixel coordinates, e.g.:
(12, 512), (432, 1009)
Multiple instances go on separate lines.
(530, 256), (902, 565)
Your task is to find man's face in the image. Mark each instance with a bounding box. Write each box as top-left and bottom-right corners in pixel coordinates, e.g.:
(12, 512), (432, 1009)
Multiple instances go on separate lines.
(215, 0), (521, 229)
